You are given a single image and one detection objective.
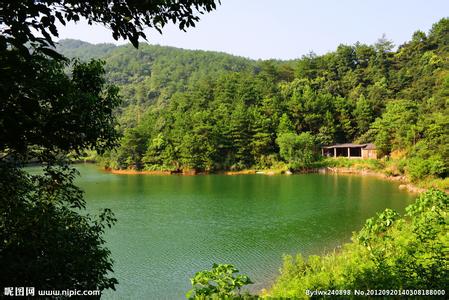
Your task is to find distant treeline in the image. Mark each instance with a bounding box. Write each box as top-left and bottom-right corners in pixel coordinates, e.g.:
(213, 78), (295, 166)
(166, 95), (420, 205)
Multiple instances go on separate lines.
(59, 18), (449, 181)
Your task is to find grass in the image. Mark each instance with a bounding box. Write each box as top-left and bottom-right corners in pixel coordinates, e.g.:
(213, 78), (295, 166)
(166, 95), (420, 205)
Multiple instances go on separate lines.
(414, 177), (449, 190)
(316, 157), (385, 171)
(254, 161), (289, 175)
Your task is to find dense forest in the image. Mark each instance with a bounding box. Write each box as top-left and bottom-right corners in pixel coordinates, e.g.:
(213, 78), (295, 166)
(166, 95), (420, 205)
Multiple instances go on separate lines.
(59, 18), (448, 186)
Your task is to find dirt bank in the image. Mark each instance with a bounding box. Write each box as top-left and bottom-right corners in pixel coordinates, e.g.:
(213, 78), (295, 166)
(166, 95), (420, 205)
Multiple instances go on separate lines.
(105, 168), (173, 175)
(103, 165), (437, 194)
(223, 170), (257, 175)
(321, 166), (427, 194)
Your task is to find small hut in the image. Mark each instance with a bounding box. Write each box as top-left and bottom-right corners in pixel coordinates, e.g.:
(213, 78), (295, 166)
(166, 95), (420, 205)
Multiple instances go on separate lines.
(322, 143), (377, 159)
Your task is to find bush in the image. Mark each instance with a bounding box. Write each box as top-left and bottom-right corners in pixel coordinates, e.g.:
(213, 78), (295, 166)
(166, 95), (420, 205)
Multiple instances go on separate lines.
(398, 159), (407, 175)
(187, 264), (254, 299)
(406, 156), (447, 181)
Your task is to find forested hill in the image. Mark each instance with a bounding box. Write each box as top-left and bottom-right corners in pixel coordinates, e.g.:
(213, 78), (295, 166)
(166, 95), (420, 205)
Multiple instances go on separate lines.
(57, 39), (117, 60)
(58, 19), (449, 187)
(57, 39), (264, 108)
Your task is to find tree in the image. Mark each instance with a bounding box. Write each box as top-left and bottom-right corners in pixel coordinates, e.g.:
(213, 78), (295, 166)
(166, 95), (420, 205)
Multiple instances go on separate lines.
(0, 165), (118, 292)
(1, 0), (220, 51)
(0, 58), (120, 292)
(354, 94), (374, 136)
(250, 107), (275, 167)
(317, 111), (336, 146)
(143, 133), (166, 168)
(276, 132), (316, 169)
(373, 34), (394, 81)
(228, 102), (252, 169)
(369, 100), (417, 155)
(0, 57), (120, 161)
(117, 127), (148, 169)
(277, 113), (294, 135)
(428, 18), (449, 49)
(179, 111), (218, 171)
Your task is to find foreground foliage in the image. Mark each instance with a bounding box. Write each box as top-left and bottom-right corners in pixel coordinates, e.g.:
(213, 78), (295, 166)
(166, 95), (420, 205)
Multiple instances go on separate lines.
(1, 0), (219, 50)
(0, 53), (121, 294)
(1, 0), (219, 294)
(0, 165), (118, 291)
(267, 190), (449, 298)
(187, 264), (253, 299)
(0, 57), (120, 295)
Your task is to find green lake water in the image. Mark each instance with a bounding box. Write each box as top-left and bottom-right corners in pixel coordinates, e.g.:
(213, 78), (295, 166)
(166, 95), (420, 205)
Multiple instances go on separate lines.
(73, 164), (415, 299)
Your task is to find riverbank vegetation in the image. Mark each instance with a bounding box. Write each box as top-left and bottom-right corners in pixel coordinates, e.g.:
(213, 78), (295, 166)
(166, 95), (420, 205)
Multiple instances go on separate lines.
(59, 19), (449, 189)
(264, 189), (449, 298)
(319, 157), (449, 191)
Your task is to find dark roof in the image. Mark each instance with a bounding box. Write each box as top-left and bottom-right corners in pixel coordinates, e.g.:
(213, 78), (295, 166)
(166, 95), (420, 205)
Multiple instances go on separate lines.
(323, 143), (376, 149)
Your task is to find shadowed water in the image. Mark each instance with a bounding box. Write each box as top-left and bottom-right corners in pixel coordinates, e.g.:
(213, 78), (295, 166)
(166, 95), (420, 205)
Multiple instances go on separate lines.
(73, 164), (415, 299)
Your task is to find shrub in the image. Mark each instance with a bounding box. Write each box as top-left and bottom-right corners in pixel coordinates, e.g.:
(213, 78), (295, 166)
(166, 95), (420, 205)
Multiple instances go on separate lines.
(187, 264), (254, 299)
(406, 156), (447, 181)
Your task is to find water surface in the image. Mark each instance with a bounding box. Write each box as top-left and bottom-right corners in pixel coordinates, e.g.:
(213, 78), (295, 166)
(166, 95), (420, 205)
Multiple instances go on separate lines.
(74, 164), (415, 299)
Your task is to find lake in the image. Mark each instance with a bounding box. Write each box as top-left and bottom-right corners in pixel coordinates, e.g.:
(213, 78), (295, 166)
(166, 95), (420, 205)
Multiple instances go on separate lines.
(74, 164), (415, 299)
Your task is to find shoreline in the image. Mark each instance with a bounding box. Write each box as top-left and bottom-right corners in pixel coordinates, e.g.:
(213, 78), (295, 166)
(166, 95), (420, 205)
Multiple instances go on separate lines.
(102, 165), (431, 194)
(320, 166), (428, 194)
(105, 168), (173, 175)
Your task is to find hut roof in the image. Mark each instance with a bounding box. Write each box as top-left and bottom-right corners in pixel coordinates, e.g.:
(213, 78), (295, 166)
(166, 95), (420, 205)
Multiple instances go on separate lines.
(364, 143), (376, 150)
(323, 143), (376, 149)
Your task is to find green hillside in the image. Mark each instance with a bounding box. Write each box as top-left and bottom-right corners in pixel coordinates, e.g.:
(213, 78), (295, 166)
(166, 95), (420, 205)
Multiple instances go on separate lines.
(58, 39), (260, 107)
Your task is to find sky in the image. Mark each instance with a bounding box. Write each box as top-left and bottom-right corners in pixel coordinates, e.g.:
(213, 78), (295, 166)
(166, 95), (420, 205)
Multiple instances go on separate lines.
(56, 0), (449, 60)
